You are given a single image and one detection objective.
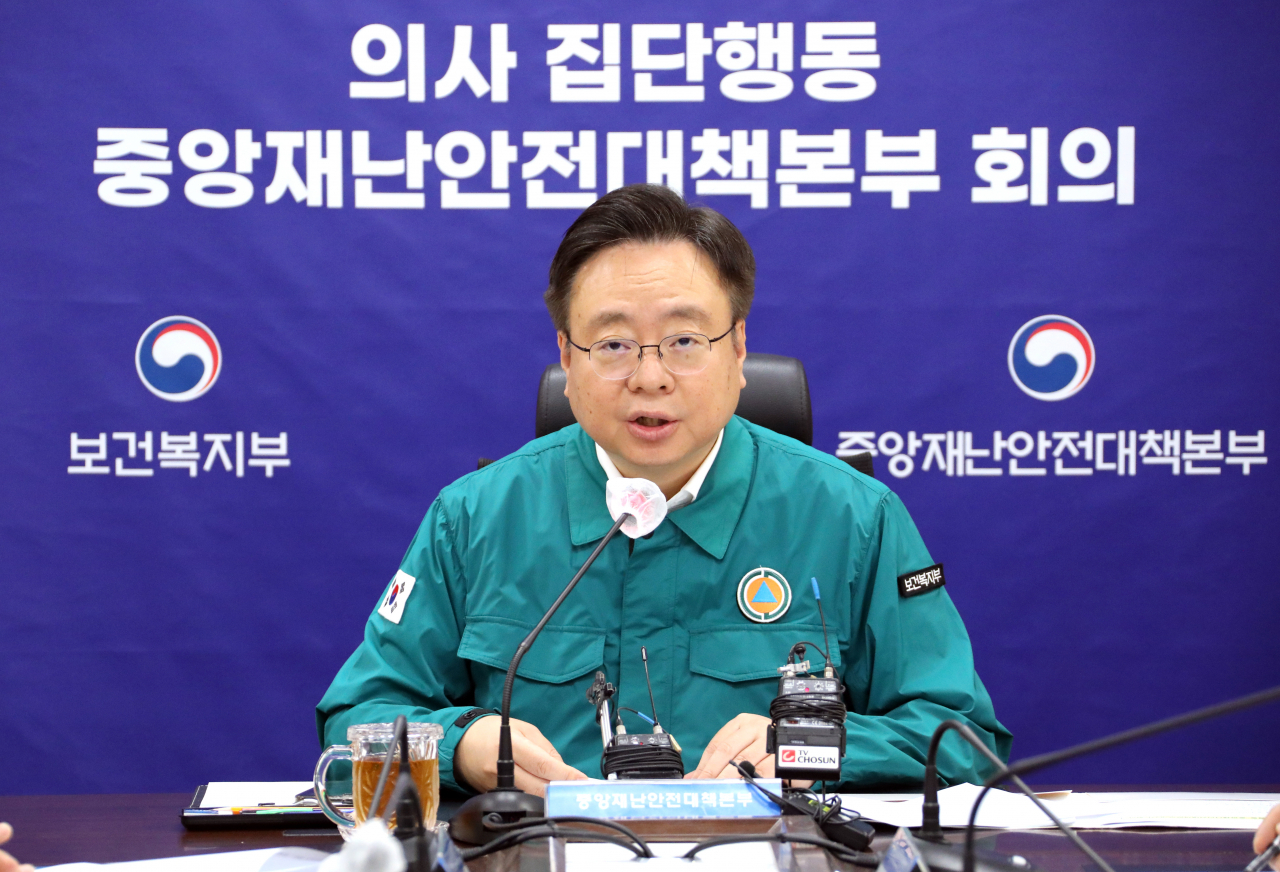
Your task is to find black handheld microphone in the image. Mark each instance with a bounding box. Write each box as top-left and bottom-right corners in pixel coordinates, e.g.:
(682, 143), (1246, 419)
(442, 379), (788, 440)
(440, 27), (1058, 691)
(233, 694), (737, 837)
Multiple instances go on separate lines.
(450, 478), (670, 845)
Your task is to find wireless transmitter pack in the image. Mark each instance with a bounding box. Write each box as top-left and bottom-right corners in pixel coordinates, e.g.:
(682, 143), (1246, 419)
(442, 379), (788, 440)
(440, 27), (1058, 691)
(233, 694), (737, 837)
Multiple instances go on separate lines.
(588, 647), (685, 780)
(765, 578), (848, 782)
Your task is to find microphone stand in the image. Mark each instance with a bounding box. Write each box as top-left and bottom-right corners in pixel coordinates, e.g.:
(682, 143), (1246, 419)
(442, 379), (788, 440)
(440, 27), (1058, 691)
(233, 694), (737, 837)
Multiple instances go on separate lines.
(958, 684), (1280, 872)
(362, 716), (441, 872)
(915, 719), (1115, 872)
(450, 512), (632, 845)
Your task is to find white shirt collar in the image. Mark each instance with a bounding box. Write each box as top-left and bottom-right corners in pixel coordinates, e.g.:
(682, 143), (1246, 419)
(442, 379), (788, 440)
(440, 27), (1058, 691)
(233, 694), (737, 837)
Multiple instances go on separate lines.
(595, 429), (725, 512)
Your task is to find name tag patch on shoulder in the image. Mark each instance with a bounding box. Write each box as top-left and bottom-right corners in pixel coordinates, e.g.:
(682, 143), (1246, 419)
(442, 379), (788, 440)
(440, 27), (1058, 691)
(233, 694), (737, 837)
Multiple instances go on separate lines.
(898, 564), (945, 598)
(377, 570), (416, 624)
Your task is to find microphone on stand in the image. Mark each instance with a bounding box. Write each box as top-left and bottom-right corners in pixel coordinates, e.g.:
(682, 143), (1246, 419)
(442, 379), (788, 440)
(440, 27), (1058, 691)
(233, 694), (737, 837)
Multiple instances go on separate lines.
(450, 477), (668, 845)
(954, 684), (1280, 872)
(903, 684), (1280, 872)
(911, 720), (1106, 872)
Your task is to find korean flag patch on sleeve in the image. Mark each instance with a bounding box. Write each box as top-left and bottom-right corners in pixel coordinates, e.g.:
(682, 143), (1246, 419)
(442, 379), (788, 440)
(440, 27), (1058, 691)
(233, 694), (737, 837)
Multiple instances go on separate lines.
(377, 570), (416, 624)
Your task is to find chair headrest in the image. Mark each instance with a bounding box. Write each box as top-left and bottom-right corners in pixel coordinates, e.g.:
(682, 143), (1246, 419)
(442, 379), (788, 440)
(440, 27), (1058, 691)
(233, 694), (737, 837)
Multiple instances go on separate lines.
(536, 352), (813, 445)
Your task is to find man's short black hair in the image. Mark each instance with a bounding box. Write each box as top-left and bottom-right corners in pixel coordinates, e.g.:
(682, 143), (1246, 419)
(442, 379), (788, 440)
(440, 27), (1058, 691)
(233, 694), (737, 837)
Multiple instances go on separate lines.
(545, 184), (755, 336)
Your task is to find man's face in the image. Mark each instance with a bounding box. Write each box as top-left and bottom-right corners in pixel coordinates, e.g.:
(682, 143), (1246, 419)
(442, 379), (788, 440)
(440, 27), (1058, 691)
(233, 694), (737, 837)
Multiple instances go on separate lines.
(558, 240), (747, 489)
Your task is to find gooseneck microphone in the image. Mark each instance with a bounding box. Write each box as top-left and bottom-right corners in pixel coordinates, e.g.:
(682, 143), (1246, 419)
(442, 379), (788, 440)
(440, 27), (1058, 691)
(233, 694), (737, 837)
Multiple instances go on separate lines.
(911, 684), (1280, 872)
(914, 720), (1113, 872)
(450, 477), (668, 845)
(956, 684), (1280, 872)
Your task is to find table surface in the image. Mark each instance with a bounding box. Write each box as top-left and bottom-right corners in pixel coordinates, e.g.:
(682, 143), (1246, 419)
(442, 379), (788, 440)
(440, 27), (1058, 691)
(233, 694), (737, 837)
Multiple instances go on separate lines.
(0, 790), (1269, 870)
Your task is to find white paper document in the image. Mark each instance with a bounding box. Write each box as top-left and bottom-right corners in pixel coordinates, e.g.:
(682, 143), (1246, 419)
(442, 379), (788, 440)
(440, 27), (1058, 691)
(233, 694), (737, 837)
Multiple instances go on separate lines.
(840, 784), (1065, 829)
(838, 785), (1280, 830)
(199, 782), (315, 808)
(41, 847), (329, 872)
(1068, 792), (1280, 829)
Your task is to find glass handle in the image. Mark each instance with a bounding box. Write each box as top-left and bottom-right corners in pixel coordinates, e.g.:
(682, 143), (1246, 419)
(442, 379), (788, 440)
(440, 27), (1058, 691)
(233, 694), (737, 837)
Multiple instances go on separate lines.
(314, 744), (356, 827)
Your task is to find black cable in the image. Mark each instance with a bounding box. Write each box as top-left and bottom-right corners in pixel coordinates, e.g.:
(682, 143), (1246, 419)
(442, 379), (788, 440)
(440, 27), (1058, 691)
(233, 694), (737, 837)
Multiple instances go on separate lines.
(789, 784), (862, 828)
(732, 760), (874, 856)
(480, 814), (654, 857)
(617, 706), (655, 727)
(955, 685), (1280, 872)
(368, 714), (407, 823)
(962, 775), (1115, 872)
(682, 833), (880, 866)
(458, 824), (648, 861)
(600, 741), (685, 778)
(380, 772), (420, 827)
(923, 719), (1116, 872)
(788, 640), (833, 669)
(640, 645), (661, 726)
(769, 693), (847, 723)
(733, 761), (840, 821)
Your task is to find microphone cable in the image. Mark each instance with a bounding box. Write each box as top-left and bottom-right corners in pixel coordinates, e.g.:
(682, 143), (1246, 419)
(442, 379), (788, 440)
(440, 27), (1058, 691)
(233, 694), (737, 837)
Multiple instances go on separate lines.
(599, 740), (686, 779)
(922, 719), (1115, 872)
(682, 832), (881, 867)
(459, 815), (654, 862)
(459, 824), (648, 862)
(600, 706), (685, 779)
(768, 692), (847, 724)
(960, 684), (1280, 872)
(733, 760), (875, 854)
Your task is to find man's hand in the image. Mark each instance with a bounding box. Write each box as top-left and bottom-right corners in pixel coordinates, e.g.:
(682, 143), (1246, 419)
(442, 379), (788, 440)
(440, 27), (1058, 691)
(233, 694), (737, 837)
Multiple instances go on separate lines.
(685, 713), (775, 780)
(454, 716), (588, 798)
(1255, 804), (1280, 872)
(0, 822), (35, 872)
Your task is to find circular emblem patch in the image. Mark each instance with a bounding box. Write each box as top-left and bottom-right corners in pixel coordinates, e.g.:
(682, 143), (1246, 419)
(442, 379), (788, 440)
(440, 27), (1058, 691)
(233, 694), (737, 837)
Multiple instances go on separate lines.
(737, 567), (792, 623)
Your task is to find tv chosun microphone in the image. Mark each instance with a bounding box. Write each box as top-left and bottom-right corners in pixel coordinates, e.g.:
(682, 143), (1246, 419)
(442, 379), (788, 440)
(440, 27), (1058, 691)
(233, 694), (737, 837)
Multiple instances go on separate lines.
(765, 579), (846, 782)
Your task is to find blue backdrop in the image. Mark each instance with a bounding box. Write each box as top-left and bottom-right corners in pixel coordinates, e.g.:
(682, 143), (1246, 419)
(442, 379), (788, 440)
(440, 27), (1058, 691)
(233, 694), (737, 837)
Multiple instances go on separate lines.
(2, 0), (1277, 795)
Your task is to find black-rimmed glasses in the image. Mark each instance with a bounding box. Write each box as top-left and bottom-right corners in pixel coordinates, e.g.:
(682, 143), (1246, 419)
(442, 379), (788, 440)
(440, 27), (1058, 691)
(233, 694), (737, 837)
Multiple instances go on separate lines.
(567, 325), (735, 380)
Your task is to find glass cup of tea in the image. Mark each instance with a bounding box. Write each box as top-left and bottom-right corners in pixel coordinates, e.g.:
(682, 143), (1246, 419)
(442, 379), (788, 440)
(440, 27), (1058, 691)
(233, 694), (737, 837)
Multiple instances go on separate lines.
(314, 721), (442, 833)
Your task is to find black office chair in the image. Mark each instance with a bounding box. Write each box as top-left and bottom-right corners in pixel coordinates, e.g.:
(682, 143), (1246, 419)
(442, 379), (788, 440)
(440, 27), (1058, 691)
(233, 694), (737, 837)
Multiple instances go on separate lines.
(478, 352), (873, 477)
(536, 352), (813, 445)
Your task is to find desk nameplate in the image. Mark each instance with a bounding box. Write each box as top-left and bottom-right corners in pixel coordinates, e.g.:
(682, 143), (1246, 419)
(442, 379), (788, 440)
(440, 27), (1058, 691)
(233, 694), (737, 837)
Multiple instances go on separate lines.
(545, 778), (783, 820)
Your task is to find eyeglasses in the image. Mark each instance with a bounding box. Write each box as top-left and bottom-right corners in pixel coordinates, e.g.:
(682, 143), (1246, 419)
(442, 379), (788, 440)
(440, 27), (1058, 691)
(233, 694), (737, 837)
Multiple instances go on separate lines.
(568, 325), (736, 381)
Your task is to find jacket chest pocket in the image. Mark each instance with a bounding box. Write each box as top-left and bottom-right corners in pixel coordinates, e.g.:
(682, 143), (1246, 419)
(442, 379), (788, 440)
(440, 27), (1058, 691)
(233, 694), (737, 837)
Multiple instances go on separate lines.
(458, 615), (605, 684)
(688, 624), (840, 683)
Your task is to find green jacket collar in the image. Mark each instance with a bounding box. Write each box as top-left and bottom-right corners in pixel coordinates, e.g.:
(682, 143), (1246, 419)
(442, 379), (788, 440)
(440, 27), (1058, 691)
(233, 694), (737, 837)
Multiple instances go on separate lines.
(565, 417), (755, 560)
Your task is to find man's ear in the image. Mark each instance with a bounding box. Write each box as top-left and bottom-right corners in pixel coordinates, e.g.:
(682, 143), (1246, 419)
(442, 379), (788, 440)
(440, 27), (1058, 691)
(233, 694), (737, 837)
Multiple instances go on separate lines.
(734, 320), (747, 389)
(557, 332), (572, 394)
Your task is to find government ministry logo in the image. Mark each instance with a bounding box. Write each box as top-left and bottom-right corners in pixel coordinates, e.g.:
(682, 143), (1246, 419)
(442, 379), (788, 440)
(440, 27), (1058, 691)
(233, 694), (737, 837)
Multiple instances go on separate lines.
(1008, 315), (1095, 401)
(737, 567), (791, 623)
(135, 316), (221, 402)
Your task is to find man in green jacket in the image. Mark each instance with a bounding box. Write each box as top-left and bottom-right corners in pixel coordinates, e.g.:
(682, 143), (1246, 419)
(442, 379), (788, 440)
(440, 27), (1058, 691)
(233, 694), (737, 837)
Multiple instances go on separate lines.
(317, 183), (1011, 797)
